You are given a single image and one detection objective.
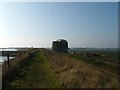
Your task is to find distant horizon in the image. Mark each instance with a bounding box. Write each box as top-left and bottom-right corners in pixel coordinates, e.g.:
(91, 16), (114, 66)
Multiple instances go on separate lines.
(0, 46), (119, 49)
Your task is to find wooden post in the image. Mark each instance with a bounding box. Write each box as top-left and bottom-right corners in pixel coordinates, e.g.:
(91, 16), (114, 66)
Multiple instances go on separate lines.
(19, 52), (22, 60)
(20, 51), (21, 58)
(24, 51), (25, 54)
(7, 53), (10, 67)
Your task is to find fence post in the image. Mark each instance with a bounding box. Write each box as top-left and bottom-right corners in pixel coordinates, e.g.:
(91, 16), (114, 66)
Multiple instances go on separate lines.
(7, 53), (10, 67)
(19, 52), (22, 59)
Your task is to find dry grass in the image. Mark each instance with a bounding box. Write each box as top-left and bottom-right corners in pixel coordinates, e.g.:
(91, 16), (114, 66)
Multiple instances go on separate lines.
(2, 48), (119, 88)
(2, 48), (37, 88)
(41, 48), (119, 88)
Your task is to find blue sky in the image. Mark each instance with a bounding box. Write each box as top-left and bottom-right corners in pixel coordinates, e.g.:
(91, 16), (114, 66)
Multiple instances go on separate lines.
(0, 2), (118, 48)
(0, 0), (119, 2)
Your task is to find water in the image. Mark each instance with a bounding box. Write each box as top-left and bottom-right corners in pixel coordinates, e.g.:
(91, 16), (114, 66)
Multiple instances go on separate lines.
(0, 48), (18, 51)
(0, 48), (18, 63)
(0, 56), (15, 63)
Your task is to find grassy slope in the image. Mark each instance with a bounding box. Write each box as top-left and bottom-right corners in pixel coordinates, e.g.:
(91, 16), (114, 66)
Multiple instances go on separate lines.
(41, 49), (119, 88)
(68, 51), (119, 75)
(9, 50), (60, 88)
(3, 49), (119, 88)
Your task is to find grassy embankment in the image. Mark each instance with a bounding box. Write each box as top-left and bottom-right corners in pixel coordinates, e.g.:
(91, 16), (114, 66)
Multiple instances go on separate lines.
(7, 50), (60, 88)
(3, 48), (119, 88)
(2, 48), (37, 88)
(41, 49), (119, 88)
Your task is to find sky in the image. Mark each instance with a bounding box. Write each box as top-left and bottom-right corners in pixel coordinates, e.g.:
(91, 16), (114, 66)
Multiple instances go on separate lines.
(0, 2), (118, 48)
(0, 0), (119, 2)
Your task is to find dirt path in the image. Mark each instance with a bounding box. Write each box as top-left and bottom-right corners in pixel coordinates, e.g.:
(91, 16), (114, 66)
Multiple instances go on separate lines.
(9, 50), (60, 88)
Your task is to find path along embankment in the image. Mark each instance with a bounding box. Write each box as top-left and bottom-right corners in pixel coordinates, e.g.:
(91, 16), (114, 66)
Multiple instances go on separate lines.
(2, 48), (119, 88)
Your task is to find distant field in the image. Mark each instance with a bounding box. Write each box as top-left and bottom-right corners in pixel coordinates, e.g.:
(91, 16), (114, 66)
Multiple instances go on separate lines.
(69, 50), (119, 75)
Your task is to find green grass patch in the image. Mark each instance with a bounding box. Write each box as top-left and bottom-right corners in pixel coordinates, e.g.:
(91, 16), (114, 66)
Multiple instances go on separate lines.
(9, 50), (60, 88)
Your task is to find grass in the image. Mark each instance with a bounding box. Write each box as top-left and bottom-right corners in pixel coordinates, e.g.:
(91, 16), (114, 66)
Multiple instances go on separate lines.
(68, 51), (119, 75)
(3, 48), (119, 88)
(2, 50), (33, 88)
(4, 50), (60, 88)
(41, 49), (119, 88)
